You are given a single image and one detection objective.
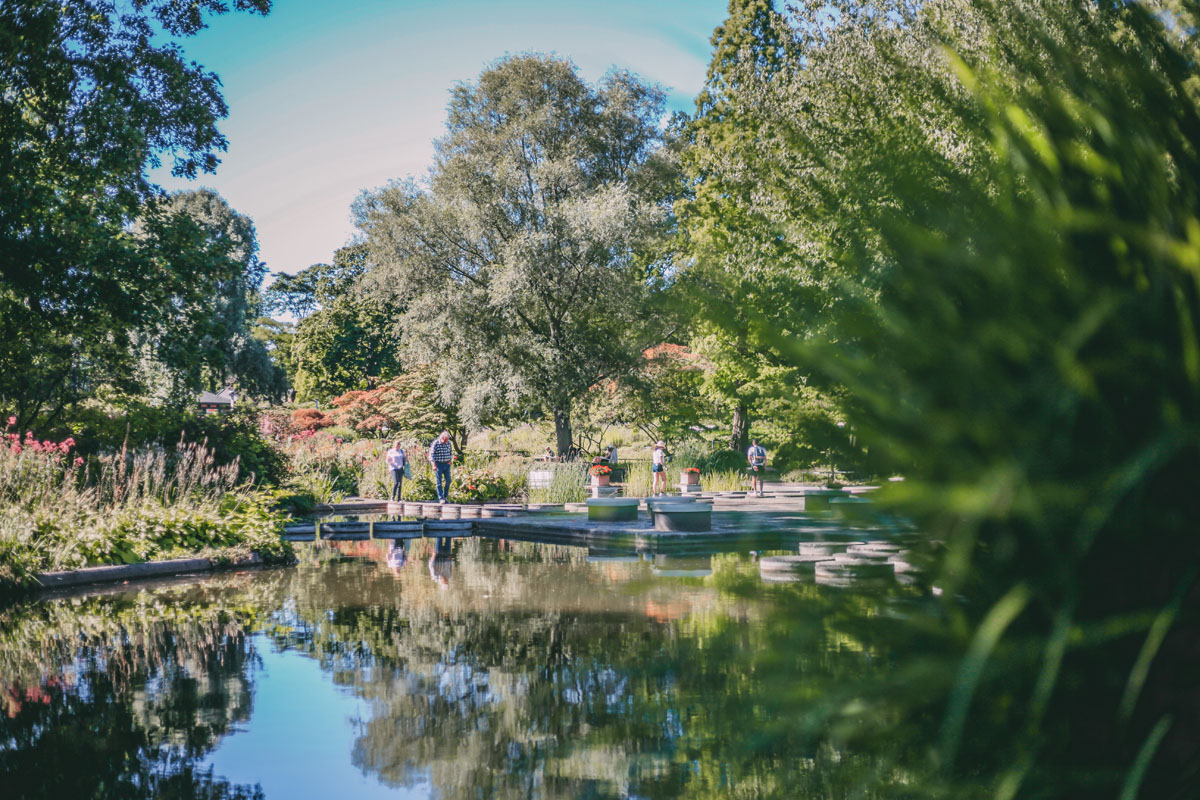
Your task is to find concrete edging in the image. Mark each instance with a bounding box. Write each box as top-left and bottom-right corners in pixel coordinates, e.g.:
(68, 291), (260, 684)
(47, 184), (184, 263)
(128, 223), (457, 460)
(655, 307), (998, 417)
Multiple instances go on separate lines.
(35, 554), (265, 590)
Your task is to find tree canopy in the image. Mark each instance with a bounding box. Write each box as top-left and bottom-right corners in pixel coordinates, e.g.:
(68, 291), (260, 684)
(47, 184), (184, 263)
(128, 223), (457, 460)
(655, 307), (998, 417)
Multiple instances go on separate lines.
(0, 0), (273, 429)
(357, 55), (676, 454)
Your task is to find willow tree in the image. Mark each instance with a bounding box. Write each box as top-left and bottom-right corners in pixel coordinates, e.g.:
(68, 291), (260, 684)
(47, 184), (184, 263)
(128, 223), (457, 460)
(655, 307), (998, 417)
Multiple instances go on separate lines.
(358, 55), (673, 454)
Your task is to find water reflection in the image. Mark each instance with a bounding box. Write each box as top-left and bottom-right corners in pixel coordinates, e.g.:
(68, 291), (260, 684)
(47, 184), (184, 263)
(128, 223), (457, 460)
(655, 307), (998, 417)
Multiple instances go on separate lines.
(0, 538), (940, 799)
(0, 582), (266, 798)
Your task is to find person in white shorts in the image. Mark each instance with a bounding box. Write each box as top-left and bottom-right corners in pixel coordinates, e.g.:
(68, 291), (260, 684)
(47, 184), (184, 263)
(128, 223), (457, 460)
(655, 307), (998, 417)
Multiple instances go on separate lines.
(651, 440), (667, 495)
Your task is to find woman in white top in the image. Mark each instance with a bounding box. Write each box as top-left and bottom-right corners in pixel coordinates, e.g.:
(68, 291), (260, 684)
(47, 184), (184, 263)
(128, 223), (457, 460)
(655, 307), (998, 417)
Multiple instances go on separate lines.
(385, 439), (407, 501)
(651, 440), (667, 495)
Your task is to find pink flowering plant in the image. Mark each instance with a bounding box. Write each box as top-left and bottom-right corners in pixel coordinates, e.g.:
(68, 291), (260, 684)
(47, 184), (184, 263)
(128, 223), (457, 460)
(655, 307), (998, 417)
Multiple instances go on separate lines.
(0, 419), (289, 593)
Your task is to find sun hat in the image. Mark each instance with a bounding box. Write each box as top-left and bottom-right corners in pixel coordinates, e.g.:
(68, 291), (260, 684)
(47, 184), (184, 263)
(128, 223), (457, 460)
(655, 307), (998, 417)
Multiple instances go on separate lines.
(656, 440), (666, 447)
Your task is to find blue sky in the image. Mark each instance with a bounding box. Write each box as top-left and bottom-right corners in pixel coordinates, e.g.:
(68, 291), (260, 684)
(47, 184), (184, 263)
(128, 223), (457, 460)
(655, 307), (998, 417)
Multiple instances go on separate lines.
(152, 0), (729, 281)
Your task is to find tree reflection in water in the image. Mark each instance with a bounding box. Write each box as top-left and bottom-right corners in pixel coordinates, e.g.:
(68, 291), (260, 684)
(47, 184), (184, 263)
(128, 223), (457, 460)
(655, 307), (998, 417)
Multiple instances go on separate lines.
(1, 537), (1180, 799)
(0, 580), (268, 800)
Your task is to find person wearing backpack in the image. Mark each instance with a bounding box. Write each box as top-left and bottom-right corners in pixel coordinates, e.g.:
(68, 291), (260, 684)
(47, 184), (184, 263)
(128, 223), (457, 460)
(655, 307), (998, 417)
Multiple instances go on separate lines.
(747, 439), (767, 497)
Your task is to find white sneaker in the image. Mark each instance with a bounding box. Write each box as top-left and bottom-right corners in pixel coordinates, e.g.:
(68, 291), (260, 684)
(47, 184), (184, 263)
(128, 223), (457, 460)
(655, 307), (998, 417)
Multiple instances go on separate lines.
(439, 498), (446, 504)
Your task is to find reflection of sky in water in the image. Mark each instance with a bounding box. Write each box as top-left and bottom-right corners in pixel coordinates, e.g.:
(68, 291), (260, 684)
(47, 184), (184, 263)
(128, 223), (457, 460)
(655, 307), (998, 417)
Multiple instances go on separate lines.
(202, 638), (432, 799)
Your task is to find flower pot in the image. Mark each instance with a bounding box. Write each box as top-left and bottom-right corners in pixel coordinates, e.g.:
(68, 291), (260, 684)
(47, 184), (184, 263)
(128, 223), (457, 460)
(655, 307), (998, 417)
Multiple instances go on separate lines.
(591, 474), (611, 486)
(682, 471), (700, 485)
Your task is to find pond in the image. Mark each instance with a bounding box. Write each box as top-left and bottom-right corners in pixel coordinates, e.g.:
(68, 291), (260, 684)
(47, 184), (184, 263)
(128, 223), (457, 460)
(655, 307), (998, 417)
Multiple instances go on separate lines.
(0, 536), (948, 799)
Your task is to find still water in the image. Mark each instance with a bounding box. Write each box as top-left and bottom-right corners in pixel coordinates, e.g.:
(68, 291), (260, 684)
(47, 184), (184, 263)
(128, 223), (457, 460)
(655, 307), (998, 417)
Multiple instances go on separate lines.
(0, 538), (939, 799)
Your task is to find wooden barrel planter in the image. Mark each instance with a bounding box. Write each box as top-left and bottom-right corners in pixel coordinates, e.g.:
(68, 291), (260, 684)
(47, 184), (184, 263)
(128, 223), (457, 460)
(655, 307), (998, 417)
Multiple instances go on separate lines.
(320, 521), (370, 541)
(652, 502), (712, 532)
(586, 497), (639, 522)
(372, 520), (423, 540)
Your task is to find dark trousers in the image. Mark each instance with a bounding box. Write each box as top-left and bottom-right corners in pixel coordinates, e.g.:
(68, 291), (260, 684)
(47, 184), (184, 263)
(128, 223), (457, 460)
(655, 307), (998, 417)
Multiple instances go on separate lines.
(390, 468), (404, 501)
(435, 461), (451, 501)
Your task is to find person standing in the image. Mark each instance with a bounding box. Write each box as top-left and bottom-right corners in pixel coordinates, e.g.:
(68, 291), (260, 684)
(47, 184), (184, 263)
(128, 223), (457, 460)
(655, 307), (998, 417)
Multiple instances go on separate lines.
(385, 439), (407, 501)
(651, 440), (667, 495)
(429, 430), (454, 503)
(747, 438), (767, 497)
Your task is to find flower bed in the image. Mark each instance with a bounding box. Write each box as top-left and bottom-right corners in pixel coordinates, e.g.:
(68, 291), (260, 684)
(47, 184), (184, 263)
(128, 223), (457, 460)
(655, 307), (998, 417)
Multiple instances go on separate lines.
(0, 424), (290, 595)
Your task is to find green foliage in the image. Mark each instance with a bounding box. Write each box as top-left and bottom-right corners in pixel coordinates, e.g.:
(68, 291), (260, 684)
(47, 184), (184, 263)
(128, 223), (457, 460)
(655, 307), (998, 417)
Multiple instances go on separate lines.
(134, 189), (287, 404)
(693, 449), (747, 474)
(358, 55), (675, 453)
(327, 365), (467, 449)
(0, 1), (273, 431)
(597, 343), (722, 445)
(527, 462), (589, 504)
(681, 0), (1200, 795)
(65, 396), (287, 487)
(0, 439), (289, 593)
(268, 245), (401, 401)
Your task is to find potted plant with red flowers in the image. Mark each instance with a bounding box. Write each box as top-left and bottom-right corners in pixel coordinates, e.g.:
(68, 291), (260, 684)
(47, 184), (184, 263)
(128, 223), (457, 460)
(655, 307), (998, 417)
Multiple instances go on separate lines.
(589, 464), (612, 486)
(681, 467), (701, 486)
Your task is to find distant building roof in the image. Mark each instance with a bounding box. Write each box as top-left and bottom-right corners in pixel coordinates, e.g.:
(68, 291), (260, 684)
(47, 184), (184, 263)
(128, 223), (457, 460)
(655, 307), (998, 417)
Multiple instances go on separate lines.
(198, 389), (236, 406)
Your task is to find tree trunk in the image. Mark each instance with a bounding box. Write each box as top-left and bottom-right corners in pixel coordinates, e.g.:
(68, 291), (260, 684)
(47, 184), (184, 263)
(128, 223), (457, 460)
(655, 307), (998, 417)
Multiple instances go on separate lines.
(554, 408), (572, 457)
(729, 402), (750, 452)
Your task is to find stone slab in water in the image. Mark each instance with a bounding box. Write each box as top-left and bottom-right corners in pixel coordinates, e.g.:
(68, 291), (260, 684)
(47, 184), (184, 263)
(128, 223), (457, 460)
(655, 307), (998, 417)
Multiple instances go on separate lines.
(283, 523), (316, 540)
(798, 541), (857, 556)
(319, 521), (370, 541)
(759, 554), (836, 573)
(815, 561), (895, 579)
(372, 521), (423, 539)
(652, 504), (712, 532)
(424, 520), (474, 535)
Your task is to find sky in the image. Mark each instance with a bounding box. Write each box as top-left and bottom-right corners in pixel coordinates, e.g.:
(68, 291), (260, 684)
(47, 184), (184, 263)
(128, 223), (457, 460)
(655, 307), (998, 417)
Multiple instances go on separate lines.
(151, 0), (730, 283)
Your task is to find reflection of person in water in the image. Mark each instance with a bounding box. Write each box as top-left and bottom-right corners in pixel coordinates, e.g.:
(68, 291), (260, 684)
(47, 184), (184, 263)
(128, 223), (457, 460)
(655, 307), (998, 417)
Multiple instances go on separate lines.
(428, 537), (453, 587)
(386, 540), (407, 571)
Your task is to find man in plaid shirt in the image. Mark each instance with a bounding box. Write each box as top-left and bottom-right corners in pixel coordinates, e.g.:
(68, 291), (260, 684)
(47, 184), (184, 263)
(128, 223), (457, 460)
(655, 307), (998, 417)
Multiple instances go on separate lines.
(428, 430), (454, 503)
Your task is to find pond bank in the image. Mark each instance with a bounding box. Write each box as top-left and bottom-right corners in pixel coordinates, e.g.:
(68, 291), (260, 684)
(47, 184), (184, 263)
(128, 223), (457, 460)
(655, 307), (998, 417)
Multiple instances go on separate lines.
(34, 552), (276, 591)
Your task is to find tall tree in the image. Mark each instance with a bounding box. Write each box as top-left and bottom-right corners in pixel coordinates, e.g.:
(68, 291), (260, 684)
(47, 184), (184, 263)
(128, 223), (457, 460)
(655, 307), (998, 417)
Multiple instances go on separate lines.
(679, 0), (799, 452)
(358, 55), (674, 455)
(136, 189), (286, 403)
(266, 244), (401, 401)
(0, 0), (271, 430)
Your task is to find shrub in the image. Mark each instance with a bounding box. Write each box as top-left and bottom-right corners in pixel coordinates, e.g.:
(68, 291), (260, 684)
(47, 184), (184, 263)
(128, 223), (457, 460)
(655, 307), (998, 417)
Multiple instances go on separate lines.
(290, 408), (335, 432)
(694, 449), (747, 474)
(0, 437), (290, 594)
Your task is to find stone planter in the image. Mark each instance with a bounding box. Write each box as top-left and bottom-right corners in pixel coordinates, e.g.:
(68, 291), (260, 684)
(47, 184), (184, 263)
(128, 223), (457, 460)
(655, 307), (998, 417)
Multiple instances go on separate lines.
(590, 473), (611, 487)
(652, 503), (712, 532)
(681, 471), (700, 485)
(586, 497), (639, 522)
